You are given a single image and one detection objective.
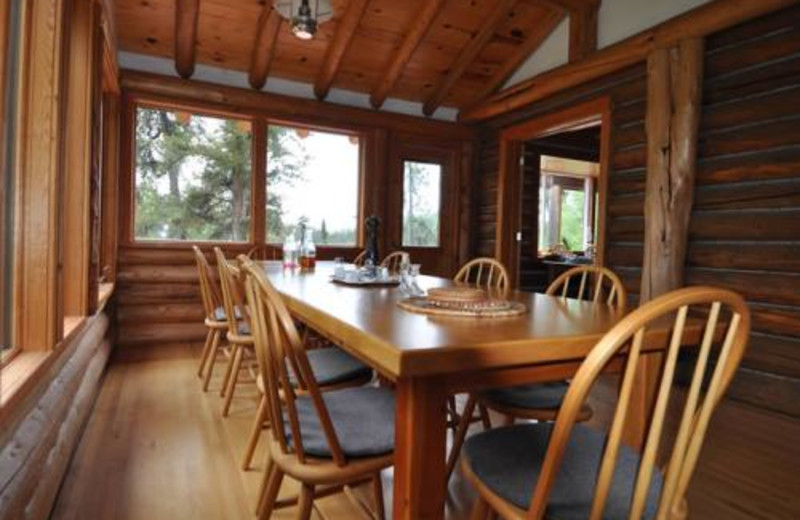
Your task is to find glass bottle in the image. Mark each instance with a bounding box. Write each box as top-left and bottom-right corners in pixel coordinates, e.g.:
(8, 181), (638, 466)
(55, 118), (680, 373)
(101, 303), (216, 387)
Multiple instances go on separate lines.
(300, 228), (316, 270)
(282, 232), (298, 268)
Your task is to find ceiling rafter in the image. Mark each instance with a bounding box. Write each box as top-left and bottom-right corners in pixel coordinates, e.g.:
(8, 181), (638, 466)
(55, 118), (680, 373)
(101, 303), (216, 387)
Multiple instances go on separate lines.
(569, 1), (599, 62)
(369, 0), (447, 109)
(174, 0), (200, 79)
(314, 0), (371, 100)
(248, 6), (283, 90)
(422, 0), (519, 116)
(467, 8), (565, 106)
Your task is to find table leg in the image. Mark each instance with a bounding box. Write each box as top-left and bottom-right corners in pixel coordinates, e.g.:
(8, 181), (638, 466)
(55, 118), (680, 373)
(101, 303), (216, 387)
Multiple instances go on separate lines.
(393, 376), (448, 520)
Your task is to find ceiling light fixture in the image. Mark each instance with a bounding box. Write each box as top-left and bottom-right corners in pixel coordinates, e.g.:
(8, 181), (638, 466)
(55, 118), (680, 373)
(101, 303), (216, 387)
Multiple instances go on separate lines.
(273, 0), (333, 41)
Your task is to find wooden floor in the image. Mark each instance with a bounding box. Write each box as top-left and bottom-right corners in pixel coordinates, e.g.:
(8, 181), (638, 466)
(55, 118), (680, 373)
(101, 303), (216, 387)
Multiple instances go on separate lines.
(51, 342), (800, 519)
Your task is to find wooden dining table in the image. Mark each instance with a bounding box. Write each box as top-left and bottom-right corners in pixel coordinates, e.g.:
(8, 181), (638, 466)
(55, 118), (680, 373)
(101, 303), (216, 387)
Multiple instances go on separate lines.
(258, 261), (631, 519)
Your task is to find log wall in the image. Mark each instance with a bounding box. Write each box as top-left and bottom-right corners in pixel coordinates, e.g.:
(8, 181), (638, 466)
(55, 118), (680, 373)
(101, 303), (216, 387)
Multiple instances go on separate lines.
(474, 5), (800, 417)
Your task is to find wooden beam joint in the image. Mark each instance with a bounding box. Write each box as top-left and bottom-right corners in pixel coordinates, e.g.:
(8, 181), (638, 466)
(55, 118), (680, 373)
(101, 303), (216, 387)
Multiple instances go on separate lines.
(568, 2), (599, 62)
(249, 6), (282, 90)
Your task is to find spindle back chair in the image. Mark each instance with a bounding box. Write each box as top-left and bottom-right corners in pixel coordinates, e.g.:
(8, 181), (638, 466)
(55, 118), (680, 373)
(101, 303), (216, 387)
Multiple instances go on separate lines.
(192, 246), (228, 389)
(352, 250), (366, 267)
(380, 251), (410, 274)
(464, 286), (751, 520)
(547, 265), (627, 312)
(454, 257), (510, 292)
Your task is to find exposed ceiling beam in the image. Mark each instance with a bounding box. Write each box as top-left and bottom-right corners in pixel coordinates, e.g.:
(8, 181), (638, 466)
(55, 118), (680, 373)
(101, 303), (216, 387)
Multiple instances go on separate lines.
(461, 0), (797, 121)
(174, 0), (200, 79)
(569, 2), (599, 62)
(468, 8), (565, 105)
(370, 0), (447, 109)
(422, 0), (519, 116)
(314, 0), (371, 100)
(248, 6), (282, 90)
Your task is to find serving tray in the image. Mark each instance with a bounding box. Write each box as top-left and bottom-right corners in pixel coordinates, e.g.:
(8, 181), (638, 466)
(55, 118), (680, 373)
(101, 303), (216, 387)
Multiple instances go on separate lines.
(397, 297), (527, 318)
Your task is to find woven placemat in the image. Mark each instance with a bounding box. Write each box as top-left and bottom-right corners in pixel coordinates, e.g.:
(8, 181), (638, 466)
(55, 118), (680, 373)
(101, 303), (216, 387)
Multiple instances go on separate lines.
(397, 297), (527, 318)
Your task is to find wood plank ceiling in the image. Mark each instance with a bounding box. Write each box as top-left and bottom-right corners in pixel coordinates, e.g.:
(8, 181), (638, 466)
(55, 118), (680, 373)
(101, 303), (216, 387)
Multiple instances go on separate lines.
(115, 0), (598, 114)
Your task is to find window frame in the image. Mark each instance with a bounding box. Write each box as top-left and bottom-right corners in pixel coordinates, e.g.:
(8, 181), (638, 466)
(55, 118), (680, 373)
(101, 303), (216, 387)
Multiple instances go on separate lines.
(122, 96), (369, 252)
(263, 119), (365, 248)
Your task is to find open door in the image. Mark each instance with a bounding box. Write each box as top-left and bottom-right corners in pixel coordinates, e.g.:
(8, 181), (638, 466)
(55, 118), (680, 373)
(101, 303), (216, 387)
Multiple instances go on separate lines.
(385, 141), (459, 277)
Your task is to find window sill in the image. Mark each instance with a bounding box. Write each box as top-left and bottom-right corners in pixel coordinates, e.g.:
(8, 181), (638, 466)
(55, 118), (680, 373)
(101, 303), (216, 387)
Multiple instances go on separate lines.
(97, 281), (114, 310)
(0, 350), (51, 416)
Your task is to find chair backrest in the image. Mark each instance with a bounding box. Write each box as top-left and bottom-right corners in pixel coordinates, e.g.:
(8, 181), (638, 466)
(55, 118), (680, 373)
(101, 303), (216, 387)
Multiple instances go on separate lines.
(213, 247), (250, 337)
(454, 257), (510, 292)
(524, 286), (751, 520)
(547, 265), (627, 313)
(353, 250), (367, 267)
(192, 245), (223, 321)
(246, 244), (274, 260)
(240, 257), (349, 467)
(380, 251), (410, 274)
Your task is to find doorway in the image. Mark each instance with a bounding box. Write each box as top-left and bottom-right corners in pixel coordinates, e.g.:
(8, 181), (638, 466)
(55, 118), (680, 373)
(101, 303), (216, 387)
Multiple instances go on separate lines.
(494, 98), (610, 288)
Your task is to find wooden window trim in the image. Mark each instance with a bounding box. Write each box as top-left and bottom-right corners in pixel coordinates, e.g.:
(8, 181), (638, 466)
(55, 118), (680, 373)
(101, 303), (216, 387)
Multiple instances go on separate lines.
(121, 94), (370, 250)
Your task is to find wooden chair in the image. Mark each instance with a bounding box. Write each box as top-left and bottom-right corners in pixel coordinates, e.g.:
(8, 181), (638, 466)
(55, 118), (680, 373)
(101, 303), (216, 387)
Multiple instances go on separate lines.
(462, 286), (750, 520)
(447, 265), (627, 478)
(380, 251), (410, 274)
(353, 250), (367, 267)
(241, 261), (393, 520)
(246, 244), (274, 260)
(238, 256), (374, 471)
(454, 257), (510, 292)
(214, 247), (256, 417)
(192, 246), (230, 392)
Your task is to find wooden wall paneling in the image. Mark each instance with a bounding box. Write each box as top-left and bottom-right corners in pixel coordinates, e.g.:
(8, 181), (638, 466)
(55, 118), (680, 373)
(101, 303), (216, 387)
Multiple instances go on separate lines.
(314, 0), (370, 100)
(173, 0), (199, 79)
(369, 0), (446, 109)
(639, 38), (704, 303)
(462, 0), (798, 121)
(458, 140), (475, 269)
(16, 0), (68, 349)
(421, 0), (518, 116)
(248, 5), (281, 90)
(100, 93), (120, 282)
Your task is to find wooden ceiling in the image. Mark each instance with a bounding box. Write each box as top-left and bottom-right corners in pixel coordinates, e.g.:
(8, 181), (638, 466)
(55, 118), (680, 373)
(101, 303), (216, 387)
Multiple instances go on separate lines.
(115, 0), (600, 114)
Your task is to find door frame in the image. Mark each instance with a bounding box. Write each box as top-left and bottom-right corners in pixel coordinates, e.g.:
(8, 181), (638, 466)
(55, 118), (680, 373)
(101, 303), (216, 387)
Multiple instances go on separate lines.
(495, 97), (612, 287)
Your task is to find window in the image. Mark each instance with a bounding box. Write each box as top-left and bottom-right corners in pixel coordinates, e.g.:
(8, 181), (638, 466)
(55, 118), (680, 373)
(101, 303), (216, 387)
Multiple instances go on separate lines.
(402, 160), (441, 247)
(266, 125), (360, 246)
(538, 156), (598, 253)
(1, 0), (23, 360)
(134, 107), (253, 242)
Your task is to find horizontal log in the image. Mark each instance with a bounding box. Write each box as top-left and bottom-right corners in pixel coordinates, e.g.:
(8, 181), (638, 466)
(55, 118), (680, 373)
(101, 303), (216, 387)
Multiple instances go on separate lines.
(689, 209), (800, 240)
(117, 265), (201, 284)
(705, 22), (800, 79)
(117, 322), (207, 346)
(607, 217), (644, 241)
(693, 178), (800, 211)
(706, 3), (800, 50)
(608, 194), (643, 217)
(743, 332), (800, 378)
(612, 146), (646, 171)
(611, 101), (645, 127)
(687, 242), (800, 273)
(699, 117), (800, 158)
(696, 146), (800, 185)
(701, 86), (800, 133)
(703, 55), (800, 106)
(116, 282), (202, 304)
(725, 366), (800, 417)
(610, 266), (642, 295)
(606, 243), (643, 268)
(751, 303), (800, 338)
(117, 303), (206, 325)
(686, 267), (800, 306)
(613, 122), (645, 150)
(609, 168), (646, 195)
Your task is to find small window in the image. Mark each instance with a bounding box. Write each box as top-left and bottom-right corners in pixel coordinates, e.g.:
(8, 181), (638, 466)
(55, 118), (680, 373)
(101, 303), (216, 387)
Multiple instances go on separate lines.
(266, 125), (360, 246)
(134, 107), (253, 241)
(538, 156), (598, 253)
(402, 160), (441, 247)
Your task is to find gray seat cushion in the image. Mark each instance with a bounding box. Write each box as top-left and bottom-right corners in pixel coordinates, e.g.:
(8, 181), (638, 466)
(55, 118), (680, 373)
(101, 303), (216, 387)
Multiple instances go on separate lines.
(463, 423), (662, 519)
(305, 347), (372, 386)
(213, 306), (242, 321)
(288, 387), (395, 458)
(482, 381), (570, 411)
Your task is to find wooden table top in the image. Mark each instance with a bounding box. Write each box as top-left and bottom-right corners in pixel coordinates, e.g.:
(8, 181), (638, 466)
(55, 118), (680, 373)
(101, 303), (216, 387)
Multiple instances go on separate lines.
(259, 261), (625, 378)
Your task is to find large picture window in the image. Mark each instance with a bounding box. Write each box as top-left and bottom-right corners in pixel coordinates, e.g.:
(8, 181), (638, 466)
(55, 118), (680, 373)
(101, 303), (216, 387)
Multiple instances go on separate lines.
(134, 107), (253, 241)
(402, 160), (441, 247)
(266, 125), (360, 246)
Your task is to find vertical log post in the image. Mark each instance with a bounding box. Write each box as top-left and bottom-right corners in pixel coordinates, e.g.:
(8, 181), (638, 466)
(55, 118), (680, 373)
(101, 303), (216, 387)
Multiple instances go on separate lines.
(628, 37), (704, 449)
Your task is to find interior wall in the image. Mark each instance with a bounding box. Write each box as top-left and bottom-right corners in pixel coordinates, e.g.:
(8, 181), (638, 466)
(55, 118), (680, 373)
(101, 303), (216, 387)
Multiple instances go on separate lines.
(475, 5), (800, 417)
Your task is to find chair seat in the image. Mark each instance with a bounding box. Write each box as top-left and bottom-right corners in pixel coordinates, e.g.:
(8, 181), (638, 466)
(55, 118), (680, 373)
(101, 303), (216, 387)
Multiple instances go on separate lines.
(237, 321), (251, 335)
(213, 306), (242, 322)
(481, 381), (570, 411)
(304, 347), (372, 387)
(289, 387), (395, 459)
(463, 423), (663, 519)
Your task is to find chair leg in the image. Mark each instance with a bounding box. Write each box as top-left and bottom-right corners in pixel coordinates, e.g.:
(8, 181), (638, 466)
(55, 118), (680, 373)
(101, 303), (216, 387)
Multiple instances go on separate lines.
(197, 328), (214, 378)
(242, 395), (268, 470)
(257, 459), (284, 519)
(372, 472), (386, 520)
(222, 345), (243, 417)
(470, 496), (491, 520)
(201, 329), (222, 392)
(219, 342), (239, 397)
(447, 394), (478, 480)
(478, 404), (492, 430)
(297, 484), (315, 520)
